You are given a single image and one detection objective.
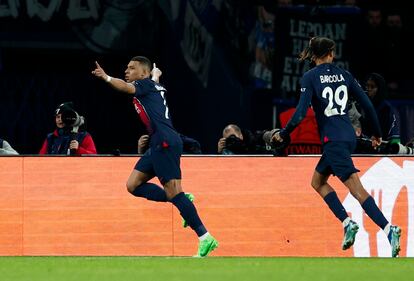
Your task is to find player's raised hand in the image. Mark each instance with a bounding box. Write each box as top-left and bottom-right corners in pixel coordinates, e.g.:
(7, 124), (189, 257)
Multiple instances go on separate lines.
(91, 61), (109, 81)
(151, 63), (162, 82)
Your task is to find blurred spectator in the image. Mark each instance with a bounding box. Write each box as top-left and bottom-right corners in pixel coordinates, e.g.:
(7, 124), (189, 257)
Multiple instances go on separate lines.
(138, 134), (202, 154)
(342, 0), (358, 6)
(383, 9), (409, 95)
(0, 138), (19, 155)
(351, 73), (404, 154)
(250, 0), (293, 89)
(366, 6), (383, 28)
(361, 6), (386, 78)
(39, 102), (97, 155)
(250, 5), (276, 89)
(217, 124), (274, 155)
(359, 73), (401, 144)
(276, 0), (293, 8)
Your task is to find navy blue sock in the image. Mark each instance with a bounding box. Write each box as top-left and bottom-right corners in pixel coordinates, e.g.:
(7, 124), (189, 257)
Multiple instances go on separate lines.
(131, 183), (167, 202)
(361, 196), (389, 229)
(323, 191), (349, 222)
(171, 192), (207, 237)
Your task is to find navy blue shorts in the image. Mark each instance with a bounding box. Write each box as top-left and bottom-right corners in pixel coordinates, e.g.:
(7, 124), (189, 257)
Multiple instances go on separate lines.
(134, 144), (182, 185)
(315, 141), (360, 182)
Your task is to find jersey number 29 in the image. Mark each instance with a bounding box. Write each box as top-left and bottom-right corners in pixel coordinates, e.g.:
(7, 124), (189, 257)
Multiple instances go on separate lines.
(322, 85), (348, 117)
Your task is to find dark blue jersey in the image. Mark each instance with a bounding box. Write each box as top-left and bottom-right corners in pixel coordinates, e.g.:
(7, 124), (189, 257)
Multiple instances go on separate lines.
(280, 63), (381, 143)
(133, 78), (181, 146)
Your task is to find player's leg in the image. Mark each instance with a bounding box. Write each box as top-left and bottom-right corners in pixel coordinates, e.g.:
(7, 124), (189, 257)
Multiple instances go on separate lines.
(311, 169), (358, 250)
(154, 144), (218, 257)
(164, 179), (218, 257)
(313, 153), (350, 223)
(164, 179), (205, 235)
(311, 170), (349, 222)
(183, 193), (195, 227)
(161, 177), (194, 227)
(344, 173), (401, 257)
(126, 150), (167, 202)
(164, 179), (206, 234)
(315, 143), (359, 250)
(330, 141), (401, 257)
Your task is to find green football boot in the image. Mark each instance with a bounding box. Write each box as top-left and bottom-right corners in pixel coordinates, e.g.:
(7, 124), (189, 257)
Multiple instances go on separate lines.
(195, 234), (219, 257)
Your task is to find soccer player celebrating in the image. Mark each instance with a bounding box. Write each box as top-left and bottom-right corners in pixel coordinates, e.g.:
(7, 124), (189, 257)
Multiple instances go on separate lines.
(92, 57), (218, 257)
(272, 37), (401, 257)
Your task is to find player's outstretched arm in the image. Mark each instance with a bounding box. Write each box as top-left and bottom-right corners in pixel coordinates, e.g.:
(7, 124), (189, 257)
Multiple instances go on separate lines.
(91, 61), (135, 94)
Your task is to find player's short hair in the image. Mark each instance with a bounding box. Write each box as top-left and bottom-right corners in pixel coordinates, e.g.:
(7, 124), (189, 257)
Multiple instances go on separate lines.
(299, 37), (335, 62)
(131, 56), (152, 72)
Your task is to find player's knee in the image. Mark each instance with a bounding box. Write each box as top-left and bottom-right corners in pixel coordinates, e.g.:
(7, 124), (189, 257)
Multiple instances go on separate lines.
(126, 181), (138, 194)
(350, 188), (369, 204)
(311, 173), (318, 189)
(163, 179), (182, 199)
(311, 178), (321, 191)
(164, 187), (178, 200)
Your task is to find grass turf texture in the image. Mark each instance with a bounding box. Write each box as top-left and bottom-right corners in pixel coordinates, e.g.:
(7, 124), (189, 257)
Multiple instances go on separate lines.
(0, 257), (412, 281)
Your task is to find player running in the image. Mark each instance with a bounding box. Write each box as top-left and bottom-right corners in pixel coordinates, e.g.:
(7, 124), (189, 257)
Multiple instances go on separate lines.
(92, 56), (218, 257)
(272, 37), (401, 257)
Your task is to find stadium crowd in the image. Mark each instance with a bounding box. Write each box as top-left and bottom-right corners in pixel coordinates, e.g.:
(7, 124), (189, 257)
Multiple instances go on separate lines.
(0, 0), (412, 155)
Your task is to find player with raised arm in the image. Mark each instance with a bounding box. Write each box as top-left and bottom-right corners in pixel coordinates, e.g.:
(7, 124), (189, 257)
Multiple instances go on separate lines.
(272, 37), (401, 257)
(92, 57), (218, 257)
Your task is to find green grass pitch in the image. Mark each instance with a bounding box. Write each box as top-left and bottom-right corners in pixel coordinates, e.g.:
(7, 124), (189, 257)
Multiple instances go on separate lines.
(0, 257), (413, 281)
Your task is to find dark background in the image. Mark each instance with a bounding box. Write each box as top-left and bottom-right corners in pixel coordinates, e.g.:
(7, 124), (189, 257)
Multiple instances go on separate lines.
(1, 0), (412, 154)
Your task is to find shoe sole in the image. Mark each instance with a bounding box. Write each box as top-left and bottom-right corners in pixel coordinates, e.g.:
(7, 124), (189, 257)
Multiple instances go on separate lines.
(391, 227), (401, 258)
(342, 224), (359, 250)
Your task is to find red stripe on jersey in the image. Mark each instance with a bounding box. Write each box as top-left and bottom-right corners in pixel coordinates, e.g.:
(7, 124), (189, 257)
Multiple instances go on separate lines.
(133, 97), (152, 134)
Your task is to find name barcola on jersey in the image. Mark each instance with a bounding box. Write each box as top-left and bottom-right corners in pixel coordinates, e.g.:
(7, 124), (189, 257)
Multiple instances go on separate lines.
(320, 74), (345, 84)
